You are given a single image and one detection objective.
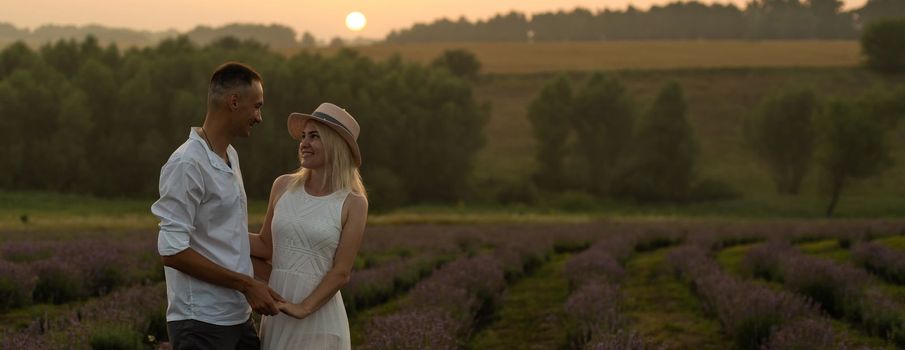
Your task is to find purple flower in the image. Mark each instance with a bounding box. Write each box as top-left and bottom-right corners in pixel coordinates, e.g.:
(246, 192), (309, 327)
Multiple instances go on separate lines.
(852, 241), (905, 284)
(565, 280), (623, 334)
(0, 259), (37, 310)
(762, 318), (839, 350)
(364, 309), (460, 350)
(586, 330), (663, 350)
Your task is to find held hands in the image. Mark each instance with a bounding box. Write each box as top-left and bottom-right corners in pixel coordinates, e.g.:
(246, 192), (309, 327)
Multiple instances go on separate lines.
(242, 278), (286, 316)
(277, 301), (312, 319)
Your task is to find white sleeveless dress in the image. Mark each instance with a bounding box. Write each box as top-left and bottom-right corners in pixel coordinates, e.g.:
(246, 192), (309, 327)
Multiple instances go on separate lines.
(260, 186), (351, 350)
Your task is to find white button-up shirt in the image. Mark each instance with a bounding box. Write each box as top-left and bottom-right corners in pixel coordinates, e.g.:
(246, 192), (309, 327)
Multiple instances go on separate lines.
(151, 128), (252, 326)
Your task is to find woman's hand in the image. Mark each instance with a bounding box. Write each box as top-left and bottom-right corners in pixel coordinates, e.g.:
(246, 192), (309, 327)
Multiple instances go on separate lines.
(278, 301), (312, 319)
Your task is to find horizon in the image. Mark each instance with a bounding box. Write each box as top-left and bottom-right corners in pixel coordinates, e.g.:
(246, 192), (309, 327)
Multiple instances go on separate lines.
(0, 0), (870, 41)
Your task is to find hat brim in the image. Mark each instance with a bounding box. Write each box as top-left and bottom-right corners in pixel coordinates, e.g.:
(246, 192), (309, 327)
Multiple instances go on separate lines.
(288, 112), (362, 167)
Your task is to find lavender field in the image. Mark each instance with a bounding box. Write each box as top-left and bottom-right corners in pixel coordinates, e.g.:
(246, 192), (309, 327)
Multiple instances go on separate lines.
(3, 220), (905, 349)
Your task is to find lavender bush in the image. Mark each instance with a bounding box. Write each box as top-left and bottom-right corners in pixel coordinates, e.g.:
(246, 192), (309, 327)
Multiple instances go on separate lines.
(362, 254), (508, 349)
(762, 318), (840, 350)
(852, 241), (905, 284)
(565, 279), (624, 347)
(0, 238), (160, 309)
(745, 241), (870, 318)
(586, 330), (664, 350)
(2, 283), (167, 349)
(343, 255), (444, 316)
(364, 309), (460, 350)
(0, 259), (36, 311)
(670, 245), (823, 350)
(743, 240), (905, 346)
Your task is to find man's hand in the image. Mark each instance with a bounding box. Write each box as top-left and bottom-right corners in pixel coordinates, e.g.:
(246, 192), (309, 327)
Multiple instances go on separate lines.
(242, 278), (282, 315)
(269, 287), (286, 303)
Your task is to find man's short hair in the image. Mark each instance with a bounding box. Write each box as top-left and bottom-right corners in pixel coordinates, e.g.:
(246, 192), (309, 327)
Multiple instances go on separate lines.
(208, 62), (262, 105)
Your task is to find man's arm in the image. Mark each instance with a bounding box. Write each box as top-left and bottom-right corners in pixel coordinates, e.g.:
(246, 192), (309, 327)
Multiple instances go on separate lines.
(161, 248), (283, 315)
(152, 160), (283, 315)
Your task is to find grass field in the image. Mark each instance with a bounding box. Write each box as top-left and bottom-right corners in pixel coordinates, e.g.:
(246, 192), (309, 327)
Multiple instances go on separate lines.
(5, 189), (905, 232)
(7, 188), (905, 232)
(286, 41), (862, 74)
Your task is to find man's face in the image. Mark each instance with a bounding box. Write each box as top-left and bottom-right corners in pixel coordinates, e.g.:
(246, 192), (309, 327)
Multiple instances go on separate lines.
(230, 80), (264, 138)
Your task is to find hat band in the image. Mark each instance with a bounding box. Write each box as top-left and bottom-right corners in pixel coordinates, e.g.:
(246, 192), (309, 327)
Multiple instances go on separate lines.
(312, 111), (353, 136)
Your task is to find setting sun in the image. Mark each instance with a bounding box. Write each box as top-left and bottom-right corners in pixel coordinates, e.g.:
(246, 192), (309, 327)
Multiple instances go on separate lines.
(345, 11), (367, 32)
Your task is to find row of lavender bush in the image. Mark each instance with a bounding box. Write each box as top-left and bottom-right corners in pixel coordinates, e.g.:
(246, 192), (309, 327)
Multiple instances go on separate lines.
(669, 244), (847, 350)
(361, 234), (557, 350)
(562, 232), (675, 350)
(852, 241), (905, 285)
(361, 255), (507, 349)
(0, 239), (161, 311)
(686, 220), (905, 252)
(744, 241), (905, 346)
(343, 254), (451, 317)
(2, 283), (168, 349)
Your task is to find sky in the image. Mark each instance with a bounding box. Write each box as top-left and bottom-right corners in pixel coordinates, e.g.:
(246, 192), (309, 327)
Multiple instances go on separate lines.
(0, 0), (870, 40)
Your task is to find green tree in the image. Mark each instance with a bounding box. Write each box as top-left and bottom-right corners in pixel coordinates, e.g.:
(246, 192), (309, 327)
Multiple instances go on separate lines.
(809, 0), (854, 38)
(857, 0), (905, 26)
(527, 74), (573, 190)
(745, 87), (818, 195)
(746, 0), (817, 39)
(39, 39), (82, 77)
(569, 73), (634, 195)
(430, 49), (482, 80)
(2, 68), (60, 189)
(74, 59), (117, 129)
(612, 81), (696, 202)
(0, 78), (23, 187)
(0, 42), (38, 79)
(300, 32), (317, 48)
(46, 86), (93, 190)
(186, 24), (298, 48)
(816, 99), (892, 217)
(329, 37), (345, 47)
(861, 18), (905, 74)
(856, 85), (905, 126)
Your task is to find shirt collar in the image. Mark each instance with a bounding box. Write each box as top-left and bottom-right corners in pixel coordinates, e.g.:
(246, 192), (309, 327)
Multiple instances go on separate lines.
(190, 128), (234, 174)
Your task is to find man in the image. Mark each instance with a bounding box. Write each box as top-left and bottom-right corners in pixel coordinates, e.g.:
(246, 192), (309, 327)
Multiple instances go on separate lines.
(151, 62), (283, 349)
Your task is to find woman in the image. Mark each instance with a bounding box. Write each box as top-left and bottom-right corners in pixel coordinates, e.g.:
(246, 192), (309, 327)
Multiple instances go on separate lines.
(249, 102), (368, 350)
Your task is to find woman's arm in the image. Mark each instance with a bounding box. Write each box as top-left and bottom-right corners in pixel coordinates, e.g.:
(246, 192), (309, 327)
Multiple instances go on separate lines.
(250, 175), (292, 270)
(279, 193), (368, 319)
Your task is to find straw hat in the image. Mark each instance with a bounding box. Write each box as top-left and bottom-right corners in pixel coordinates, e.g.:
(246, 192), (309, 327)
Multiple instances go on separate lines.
(287, 103), (362, 166)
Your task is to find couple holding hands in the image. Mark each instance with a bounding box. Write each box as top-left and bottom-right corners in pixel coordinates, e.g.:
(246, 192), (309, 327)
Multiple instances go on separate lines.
(152, 62), (367, 349)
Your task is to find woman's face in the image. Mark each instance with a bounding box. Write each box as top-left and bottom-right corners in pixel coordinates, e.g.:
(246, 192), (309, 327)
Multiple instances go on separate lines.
(299, 121), (326, 169)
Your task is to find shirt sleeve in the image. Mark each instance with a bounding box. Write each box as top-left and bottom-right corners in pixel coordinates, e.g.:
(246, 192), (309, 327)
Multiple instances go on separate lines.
(152, 160), (205, 256)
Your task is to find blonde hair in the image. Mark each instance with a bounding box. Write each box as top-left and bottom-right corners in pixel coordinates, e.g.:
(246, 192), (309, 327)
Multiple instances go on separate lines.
(289, 120), (367, 198)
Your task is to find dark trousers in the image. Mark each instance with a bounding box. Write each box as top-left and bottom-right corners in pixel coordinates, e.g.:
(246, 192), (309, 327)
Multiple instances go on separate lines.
(167, 317), (260, 350)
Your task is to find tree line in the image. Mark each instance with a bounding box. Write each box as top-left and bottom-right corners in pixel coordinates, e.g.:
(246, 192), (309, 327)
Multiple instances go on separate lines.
(387, 0), (905, 42)
(4, 0), (905, 50)
(0, 23), (322, 49)
(0, 36), (488, 211)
